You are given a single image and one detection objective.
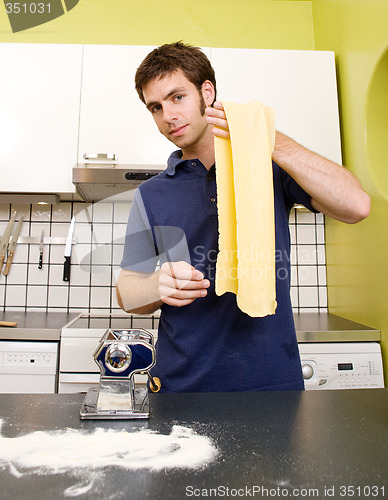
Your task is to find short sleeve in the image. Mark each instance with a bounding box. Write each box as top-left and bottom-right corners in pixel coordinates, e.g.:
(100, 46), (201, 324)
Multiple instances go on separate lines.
(120, 188), (159, 272)
(278, 162), (319, 213)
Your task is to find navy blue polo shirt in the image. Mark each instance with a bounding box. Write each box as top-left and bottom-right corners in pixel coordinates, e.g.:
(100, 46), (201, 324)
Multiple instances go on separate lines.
(121, 150), (316, 393)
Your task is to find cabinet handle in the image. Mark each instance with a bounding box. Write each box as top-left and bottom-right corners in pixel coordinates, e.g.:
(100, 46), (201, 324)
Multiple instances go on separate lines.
(83, 153), (117, 160)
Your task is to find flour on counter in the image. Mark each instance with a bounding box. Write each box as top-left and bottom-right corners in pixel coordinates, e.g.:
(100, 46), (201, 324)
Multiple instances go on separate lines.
(0, 419), (217, 474)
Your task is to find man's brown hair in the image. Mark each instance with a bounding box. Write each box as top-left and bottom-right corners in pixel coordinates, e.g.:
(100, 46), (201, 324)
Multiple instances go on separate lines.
(135, 41), (217, 104)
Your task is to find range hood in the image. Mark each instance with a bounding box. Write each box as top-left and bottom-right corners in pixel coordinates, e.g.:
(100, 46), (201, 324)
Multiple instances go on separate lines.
(72, 163), (164, 202)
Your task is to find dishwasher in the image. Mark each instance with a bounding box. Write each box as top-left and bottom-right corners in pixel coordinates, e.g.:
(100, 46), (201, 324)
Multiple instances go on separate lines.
(0, 341), (58, 393)
(0, 311), (78, 393)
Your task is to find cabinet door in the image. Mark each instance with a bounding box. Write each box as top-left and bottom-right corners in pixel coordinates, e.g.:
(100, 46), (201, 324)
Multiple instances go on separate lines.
(0, 43), (82, 193)
(78, 45), (211, 167)
(210, 48), (342, 164)
(78, 45), (174, 166)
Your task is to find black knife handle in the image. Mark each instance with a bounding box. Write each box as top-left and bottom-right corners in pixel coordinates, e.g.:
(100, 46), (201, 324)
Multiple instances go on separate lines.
(63, 256), (71, 282)
(38, 252), (43, 269)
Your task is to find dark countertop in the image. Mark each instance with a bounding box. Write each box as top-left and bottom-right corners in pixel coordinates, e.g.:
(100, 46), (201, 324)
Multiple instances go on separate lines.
(0, 312), (80, 341)
(0, 390), (387, 499)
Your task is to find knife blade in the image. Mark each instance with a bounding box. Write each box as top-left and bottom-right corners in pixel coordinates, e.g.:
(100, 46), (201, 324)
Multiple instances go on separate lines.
(63, 216), (75, 282)
(38, 230), (44, 269)
(3, 216), (24, 276)
(0, 211), (17, 272)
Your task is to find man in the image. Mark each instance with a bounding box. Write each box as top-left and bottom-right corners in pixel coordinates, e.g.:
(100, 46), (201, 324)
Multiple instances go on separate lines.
(117, 42), (370, 393)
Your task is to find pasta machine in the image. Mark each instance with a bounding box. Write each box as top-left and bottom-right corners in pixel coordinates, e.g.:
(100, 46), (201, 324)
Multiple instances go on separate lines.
(80, 328), (160, 419)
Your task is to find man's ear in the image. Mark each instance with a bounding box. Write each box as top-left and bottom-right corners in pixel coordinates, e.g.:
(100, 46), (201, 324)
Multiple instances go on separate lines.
(201, 80), (216, 106)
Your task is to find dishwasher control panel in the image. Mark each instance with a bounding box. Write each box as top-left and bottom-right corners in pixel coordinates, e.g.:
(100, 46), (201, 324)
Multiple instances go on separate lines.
(299, 342), (384, 390)
(3, 351), (56, 366)
(0, 341), (58, 375)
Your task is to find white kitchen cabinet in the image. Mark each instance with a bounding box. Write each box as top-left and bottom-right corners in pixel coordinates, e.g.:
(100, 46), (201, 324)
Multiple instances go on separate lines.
(80, 45), (341, 167)
(78, 45), (212, 167)
(210, 48), (342, 164)
(78, 44), (174, 167)
(0, 44), (342, 196)
(0, 43), (82, 193)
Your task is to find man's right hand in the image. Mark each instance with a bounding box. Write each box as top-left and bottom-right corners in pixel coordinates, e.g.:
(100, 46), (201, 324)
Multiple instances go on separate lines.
(159, 261), (210, 307)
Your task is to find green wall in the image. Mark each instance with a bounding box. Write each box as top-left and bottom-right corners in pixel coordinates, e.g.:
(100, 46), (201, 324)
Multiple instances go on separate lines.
(0, 0), (314, 49)
(312, 0), (388, 383)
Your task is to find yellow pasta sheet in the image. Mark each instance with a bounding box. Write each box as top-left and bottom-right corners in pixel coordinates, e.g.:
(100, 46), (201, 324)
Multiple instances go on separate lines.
(215, 100), (277, 317)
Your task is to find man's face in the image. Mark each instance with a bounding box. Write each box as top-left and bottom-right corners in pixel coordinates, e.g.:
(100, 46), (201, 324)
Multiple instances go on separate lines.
(142, 69), (214, 153)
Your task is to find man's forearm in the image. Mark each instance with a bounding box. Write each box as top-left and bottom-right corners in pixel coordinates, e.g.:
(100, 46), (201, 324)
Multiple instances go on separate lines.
(273, 131), (371, 224)
(116, 269), (163, 314)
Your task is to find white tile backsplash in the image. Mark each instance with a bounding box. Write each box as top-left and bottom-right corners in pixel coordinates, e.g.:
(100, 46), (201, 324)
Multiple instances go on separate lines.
(113, 223), (127, 243)
(52, 203), (71, 222)
(316, 225), (325, 244)
(10, 204), (30, 220)
(72, 244), (92, 265)
(27, 285), (48, 308)
(12, 244), (29, 264)
(298, 286), (319, 308)
(290, 286), (299, 308)
(91, 224), (114, 244)
(296, 224), (316, 244)
(4, 264), (27, 284)
(93, 203), (113, 222)
(50, 245), (66, 264)
(318, 265), (327, 286)
(69, 286), (90, 308)
(319, 287), (328, 307)
(297, 245), (317, 265)
(48, 264), (65, 286)
(317, 245), (326, 265)
(73, 223), (92, 244)
(31, 205), (51, 222)
(68, 266), (91, 286)
(51, 223), (71, 239)
(90, 286), (111, 308)
(48, 286), (69, 308)
(114, 203), (132, 223)
(91, 269), (112, 287)
(112, 245), (125, 266)
(28, 265), (49, 285)
(73, 203), (93, 223)
(0, 204), (327, 313)
(295, 210), (316, 224)
(5, 285), (26, 307)
(297, 266), (318, 286)
(0, 206), (10, 220)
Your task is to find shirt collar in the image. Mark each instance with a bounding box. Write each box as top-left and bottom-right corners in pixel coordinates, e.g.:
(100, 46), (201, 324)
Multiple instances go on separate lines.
(165, 150), (184, 176)
(165, 149), (216, 176)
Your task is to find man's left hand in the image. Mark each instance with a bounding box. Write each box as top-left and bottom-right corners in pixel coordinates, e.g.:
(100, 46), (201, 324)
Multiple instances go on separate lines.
(205, 101), (230, 140)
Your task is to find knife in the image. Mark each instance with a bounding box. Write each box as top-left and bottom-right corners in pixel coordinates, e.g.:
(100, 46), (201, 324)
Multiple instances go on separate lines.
(3, 216), (24, 276)
(63, 216), (75, 282)
(38, 230), (44, 269)
(0, 211), (17, 272)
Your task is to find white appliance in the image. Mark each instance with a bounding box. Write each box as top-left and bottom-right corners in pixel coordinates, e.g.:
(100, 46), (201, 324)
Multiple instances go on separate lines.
(0, 341), (58, 393)
(299, 342), (384, 390)
(60, 315), (384, 393)
(59, 315), (157, 393)
(59, 328), (101, 393)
